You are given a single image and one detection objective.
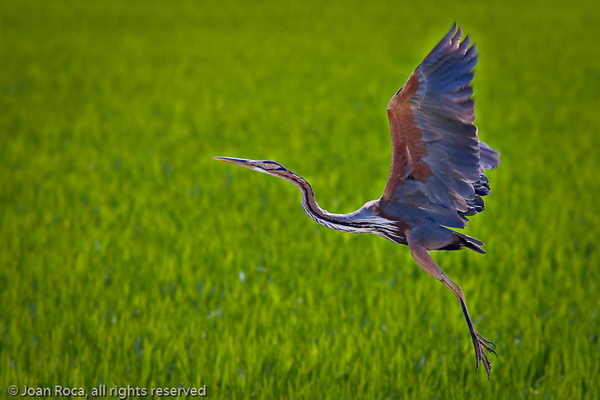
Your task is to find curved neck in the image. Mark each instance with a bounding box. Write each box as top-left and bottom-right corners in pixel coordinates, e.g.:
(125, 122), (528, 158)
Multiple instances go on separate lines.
(274, 170), (400, 240)
(282, 173), (360, 230)
(288, 174), (332, 216)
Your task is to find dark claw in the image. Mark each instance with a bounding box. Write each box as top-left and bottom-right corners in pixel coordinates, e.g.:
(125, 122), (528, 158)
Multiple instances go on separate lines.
(476, 332), (497, 355)
(476, 332), (496, 348)
(479, 342), (496, 354)
(472, 331), (496, 378)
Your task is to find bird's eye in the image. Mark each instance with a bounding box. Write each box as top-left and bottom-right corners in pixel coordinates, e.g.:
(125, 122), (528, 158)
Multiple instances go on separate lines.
(259, 162), (281, 170)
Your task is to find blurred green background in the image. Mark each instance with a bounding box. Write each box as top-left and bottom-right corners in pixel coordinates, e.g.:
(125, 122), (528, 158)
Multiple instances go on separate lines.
(1, 0), (599, 398)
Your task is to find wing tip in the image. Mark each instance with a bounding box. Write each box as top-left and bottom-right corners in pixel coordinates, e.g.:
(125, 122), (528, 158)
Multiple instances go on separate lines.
(452, 27), (463, 45)
(479, 142), (501, 170)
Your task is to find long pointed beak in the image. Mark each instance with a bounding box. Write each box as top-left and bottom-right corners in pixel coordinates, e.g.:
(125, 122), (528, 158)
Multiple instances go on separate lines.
(213, 156), (255, 169)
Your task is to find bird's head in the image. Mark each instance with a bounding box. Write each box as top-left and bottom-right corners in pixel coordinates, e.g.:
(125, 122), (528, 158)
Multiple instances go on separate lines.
(213, 156), (293, 180)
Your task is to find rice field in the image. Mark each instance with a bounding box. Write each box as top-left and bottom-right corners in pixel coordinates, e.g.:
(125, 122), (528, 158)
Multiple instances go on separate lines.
(1, 0), (599, 398)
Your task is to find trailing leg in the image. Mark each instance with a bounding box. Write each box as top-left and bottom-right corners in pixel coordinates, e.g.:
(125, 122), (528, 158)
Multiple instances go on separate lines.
(407, 241), (496, 377)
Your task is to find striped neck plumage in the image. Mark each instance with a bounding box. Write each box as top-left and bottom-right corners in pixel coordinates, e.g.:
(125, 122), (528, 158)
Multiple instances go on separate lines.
(287, 174), (341, 224)
(284, 173), (373, 233)
(279, 171), (401, 240)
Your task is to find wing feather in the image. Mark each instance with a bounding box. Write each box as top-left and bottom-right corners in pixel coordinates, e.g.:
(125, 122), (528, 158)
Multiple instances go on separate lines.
(382, 25), (500, 229)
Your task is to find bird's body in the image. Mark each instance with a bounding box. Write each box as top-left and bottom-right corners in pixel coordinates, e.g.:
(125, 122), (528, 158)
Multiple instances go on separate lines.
(215, 24), (499, 376)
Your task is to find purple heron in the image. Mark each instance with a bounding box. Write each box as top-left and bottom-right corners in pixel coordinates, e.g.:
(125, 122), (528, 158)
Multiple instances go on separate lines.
(215, 24), (499, 377)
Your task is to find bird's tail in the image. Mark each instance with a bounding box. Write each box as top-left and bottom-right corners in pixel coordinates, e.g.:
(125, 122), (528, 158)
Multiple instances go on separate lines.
(454, 232), (486, 254)
(436, 231), (486, 254)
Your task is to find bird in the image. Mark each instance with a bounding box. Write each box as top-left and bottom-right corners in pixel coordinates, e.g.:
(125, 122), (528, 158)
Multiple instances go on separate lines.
(214, 24), (500, 377)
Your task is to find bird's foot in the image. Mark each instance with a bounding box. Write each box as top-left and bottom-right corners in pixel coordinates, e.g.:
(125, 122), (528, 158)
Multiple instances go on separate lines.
(472, 331), (496, 378)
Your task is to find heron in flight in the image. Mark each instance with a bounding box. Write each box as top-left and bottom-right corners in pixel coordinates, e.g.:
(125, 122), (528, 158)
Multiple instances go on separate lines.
(215, 24), (499, 377)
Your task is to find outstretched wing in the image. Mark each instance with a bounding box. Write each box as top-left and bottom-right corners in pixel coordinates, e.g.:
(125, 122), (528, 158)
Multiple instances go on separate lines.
(382, 24), (499, 229)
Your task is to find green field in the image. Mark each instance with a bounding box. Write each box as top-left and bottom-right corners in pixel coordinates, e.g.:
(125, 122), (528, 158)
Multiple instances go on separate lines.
(1, 0), (599, 398)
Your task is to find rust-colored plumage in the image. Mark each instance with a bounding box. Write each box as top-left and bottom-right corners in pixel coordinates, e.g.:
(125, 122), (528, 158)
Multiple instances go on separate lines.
(384, 71), (432, 198)
(215, 24), (500, 377)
